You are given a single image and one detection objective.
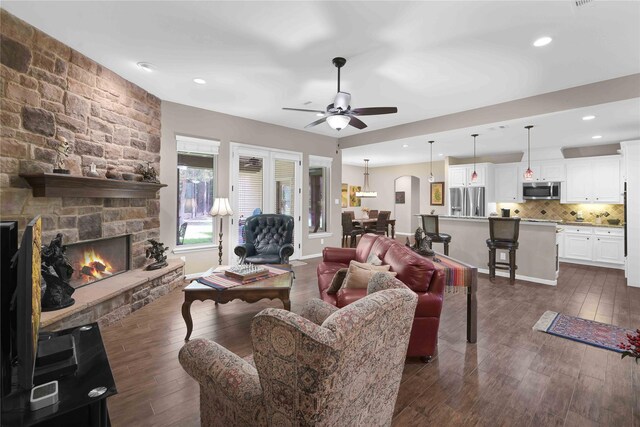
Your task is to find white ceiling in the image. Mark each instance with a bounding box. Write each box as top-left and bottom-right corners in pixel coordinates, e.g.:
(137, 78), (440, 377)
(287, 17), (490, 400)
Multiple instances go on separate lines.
(4, 1), (640, 138)
(342, 98), (640, 166)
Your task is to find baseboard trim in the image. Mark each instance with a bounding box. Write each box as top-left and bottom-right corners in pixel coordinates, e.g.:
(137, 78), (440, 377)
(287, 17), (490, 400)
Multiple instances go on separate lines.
(559, 258), (625, 270)
(299, 253), (322, 260)
(477, 268), (557, 286)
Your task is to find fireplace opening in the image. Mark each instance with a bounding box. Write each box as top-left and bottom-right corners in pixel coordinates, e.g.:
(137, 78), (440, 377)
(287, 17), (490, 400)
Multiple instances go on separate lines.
(65, 235), (131, 289)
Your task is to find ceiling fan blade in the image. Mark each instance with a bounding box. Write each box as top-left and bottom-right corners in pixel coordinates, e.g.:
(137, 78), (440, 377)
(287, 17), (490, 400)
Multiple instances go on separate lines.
(333, 92), (351, 111)
(304, 116), (328, 129)
(283, 107), (326, 114)
(350, 107), (398, 116)
(348, 116), (367, 130)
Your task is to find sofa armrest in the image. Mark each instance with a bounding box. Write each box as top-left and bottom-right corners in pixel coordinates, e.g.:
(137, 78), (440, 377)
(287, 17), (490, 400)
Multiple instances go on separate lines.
(299, 298), (339, 325)
(322, 247), (357, 264)
(428, 268), (446, 296)
(179, 339), (264, 418)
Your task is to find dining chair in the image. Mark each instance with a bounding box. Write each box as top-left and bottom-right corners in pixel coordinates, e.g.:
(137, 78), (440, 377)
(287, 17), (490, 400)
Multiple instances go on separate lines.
(367, 211), (390, 236)
(342, 212), (365, 247)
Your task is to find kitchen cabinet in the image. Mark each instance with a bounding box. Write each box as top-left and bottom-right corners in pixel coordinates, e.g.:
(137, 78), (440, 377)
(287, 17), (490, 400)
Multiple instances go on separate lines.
(565, 157), (622, 203)
(563, 233), (593, 261)
(448, 164), (488, 187)
(517, 161), (566, 182)
(494, 164), (523, 202)
(561, 225), (624, 265)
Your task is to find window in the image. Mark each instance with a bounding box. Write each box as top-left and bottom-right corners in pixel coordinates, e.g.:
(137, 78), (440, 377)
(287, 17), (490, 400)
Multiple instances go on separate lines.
(176, 136), (219, 246)
(308, 155), (332, 234)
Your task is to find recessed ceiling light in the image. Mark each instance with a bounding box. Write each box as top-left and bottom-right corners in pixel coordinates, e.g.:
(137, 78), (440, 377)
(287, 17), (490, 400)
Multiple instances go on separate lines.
(193, 78), (206, 85)
(438, 153), (444, 156)
(592, 135), (602, 139)
(533, 36), (552, 47)
(136, 62), (156, 72)
(316, 113), (324, 117)
(402, 144), (409, 148)
(582, 115), (595, 121)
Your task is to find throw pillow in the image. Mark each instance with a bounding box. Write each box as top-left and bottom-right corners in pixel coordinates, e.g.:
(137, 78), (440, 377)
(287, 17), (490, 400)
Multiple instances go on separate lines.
(327, 268), (349, 294)
(343, 261), (394, 290)
(366, 253), (383, 266)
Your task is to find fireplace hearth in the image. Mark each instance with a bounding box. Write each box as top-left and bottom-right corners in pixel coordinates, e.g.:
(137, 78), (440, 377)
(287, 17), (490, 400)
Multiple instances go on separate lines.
(65, 235), (131, 289)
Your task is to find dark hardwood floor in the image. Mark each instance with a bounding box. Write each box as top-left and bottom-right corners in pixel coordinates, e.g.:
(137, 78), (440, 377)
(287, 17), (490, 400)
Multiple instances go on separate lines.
(102, 259), (640, 426)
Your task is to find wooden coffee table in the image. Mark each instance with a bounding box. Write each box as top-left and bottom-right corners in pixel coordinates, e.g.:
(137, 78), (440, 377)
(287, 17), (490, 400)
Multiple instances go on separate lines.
(182, 265), (294, 341)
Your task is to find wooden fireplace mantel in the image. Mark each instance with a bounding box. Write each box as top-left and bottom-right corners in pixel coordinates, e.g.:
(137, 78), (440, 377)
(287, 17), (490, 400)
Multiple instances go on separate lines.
(19, 173), (167, 199)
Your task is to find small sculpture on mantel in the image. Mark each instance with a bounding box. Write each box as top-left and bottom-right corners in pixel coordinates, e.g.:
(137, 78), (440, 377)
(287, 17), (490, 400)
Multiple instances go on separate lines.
(106, 165), (122, 180)
(145, 239), (168, 270)
(85, 162), (100, 178)
(53, 136), (71, 175)
(40, 233), (76, 311)
(136, 162), (160, 183)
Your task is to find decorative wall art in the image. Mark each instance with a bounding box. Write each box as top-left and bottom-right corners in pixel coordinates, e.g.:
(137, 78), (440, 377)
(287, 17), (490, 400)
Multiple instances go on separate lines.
(349, 185), (362, 207)
(395, 191), (405, 204)
(341, 183), (348, 208)
(430, 182), (445, 206)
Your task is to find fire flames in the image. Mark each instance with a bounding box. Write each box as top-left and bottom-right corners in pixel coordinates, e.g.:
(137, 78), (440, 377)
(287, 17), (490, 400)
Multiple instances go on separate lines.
(79, 248), (113, 282)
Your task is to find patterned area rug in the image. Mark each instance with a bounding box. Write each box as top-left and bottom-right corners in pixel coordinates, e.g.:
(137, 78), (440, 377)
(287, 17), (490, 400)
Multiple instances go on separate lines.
(533, 311), (634, 353)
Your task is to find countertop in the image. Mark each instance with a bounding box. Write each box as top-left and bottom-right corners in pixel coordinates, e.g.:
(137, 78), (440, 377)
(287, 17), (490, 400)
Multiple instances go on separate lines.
(437, 215), (624, 228)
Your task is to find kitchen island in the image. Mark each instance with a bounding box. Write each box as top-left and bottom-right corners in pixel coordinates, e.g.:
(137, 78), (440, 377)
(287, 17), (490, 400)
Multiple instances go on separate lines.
(437, 216), (558, 285)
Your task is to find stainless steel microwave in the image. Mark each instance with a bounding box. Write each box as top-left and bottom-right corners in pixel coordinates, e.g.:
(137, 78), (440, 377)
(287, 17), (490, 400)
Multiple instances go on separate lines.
(523, 182), (561, 200)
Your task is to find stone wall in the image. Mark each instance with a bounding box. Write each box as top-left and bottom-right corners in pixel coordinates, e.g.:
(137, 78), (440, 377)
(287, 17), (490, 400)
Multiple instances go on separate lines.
(0, 10), (161, 268)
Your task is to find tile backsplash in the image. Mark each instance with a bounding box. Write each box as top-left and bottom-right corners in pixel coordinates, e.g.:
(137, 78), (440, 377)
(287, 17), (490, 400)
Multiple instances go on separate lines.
(496, 200), (624, 223)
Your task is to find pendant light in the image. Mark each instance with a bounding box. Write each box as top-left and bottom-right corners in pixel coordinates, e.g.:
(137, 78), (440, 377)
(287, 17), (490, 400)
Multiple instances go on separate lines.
(470, 134), (479, 183)
(428, 140), (435, 182)
(355, 159), (377, 198)
(523, 125), (534, 181)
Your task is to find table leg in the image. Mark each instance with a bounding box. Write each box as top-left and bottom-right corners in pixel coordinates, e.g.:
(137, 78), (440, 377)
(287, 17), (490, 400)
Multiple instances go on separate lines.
(182, 299), (194, 341)
(390, 223), (395, 239)
(283, 298), (291, 311)
(467, 269), (477, 343)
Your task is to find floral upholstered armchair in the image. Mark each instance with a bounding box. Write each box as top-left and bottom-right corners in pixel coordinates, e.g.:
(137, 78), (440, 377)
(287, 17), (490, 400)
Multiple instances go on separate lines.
(179, 273), (417, 427)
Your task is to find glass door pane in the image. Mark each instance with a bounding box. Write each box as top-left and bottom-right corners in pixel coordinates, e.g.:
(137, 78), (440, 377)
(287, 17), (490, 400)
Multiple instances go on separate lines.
(274, 159), (295, 216)
(237, 156), (264, 244)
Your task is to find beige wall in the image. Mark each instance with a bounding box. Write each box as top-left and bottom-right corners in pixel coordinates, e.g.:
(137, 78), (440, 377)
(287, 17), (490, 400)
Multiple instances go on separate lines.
(342, 160), (448, 234)
(341, 164), (365, 217)
(160, 101), (340, 274)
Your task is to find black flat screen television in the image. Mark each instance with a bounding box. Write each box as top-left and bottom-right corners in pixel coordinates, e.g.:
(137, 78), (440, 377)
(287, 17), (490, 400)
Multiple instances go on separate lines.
(0, 221), (18, 397)
(0, 216), (42, 396)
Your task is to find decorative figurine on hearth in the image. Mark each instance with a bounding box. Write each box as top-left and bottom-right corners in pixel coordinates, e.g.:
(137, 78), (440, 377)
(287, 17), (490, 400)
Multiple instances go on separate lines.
(40, 233), (76, 311)
(137, 162), (160, 183)
(145, 239), (168, 270)
(53, 136), (71, 174)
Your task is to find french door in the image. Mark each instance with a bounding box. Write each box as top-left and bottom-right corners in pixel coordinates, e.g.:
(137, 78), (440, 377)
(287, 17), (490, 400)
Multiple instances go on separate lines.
(230, 143), (302, 262)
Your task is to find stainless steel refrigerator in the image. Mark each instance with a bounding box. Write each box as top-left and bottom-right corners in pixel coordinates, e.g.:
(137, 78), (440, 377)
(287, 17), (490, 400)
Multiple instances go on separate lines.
(449, 187), (486, 217)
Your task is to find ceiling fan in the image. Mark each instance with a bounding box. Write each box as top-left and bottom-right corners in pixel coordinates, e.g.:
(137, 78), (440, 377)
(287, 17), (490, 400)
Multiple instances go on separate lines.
(283, 57), (398, 131)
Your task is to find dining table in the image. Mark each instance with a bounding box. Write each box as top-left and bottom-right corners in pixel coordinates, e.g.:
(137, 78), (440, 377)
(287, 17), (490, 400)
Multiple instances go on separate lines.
(352, 218), (396, 239)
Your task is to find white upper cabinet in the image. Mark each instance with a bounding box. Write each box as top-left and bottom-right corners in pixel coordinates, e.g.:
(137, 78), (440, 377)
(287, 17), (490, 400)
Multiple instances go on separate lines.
(494, 164), (522, 202)
(565, 156), (622, 203)
(448, 164), (488, 187)
(518, 161), (565, 182)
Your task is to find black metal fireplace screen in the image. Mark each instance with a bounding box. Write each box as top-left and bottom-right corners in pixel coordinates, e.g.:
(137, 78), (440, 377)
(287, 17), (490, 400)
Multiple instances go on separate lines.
(65, 235), (131, 289)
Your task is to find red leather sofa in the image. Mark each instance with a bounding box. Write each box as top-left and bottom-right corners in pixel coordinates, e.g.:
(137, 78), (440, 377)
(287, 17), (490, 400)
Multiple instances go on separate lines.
(317, 234), (445, 359)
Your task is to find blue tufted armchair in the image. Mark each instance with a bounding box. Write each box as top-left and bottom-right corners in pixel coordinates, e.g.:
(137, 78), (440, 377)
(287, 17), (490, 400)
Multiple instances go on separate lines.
(234, 214), (295, 264)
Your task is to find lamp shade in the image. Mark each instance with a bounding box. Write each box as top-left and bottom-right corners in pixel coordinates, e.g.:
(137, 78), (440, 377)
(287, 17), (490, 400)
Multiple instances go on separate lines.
(210, 198), (233, 216)
(326, 114), (350, 131)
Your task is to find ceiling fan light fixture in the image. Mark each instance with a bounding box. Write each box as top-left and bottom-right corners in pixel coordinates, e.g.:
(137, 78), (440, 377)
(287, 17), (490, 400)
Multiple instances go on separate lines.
(326, 114), (350, 131)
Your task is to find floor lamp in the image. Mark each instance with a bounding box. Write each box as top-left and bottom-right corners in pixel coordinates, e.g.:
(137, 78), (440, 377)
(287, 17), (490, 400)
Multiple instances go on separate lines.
(210, 198), (233, 265)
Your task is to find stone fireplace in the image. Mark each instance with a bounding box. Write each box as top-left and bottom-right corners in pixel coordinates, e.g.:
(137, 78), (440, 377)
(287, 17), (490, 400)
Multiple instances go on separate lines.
(65, 234), (131, 289)
(1, 11), (185, 331)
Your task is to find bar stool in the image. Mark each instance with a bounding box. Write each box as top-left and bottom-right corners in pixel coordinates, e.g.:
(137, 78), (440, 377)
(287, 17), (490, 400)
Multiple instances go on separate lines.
(421, 215), (451, 255)
(486, 217), (520, 284)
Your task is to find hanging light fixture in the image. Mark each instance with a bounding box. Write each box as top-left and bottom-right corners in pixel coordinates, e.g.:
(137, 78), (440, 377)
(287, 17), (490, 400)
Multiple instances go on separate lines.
(428, 140), (435, 183)
(355, 159), (377, 198)
(523, 125), (534, 181)
(470, 134), (479, 183)
(326, 114), (351, 131)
